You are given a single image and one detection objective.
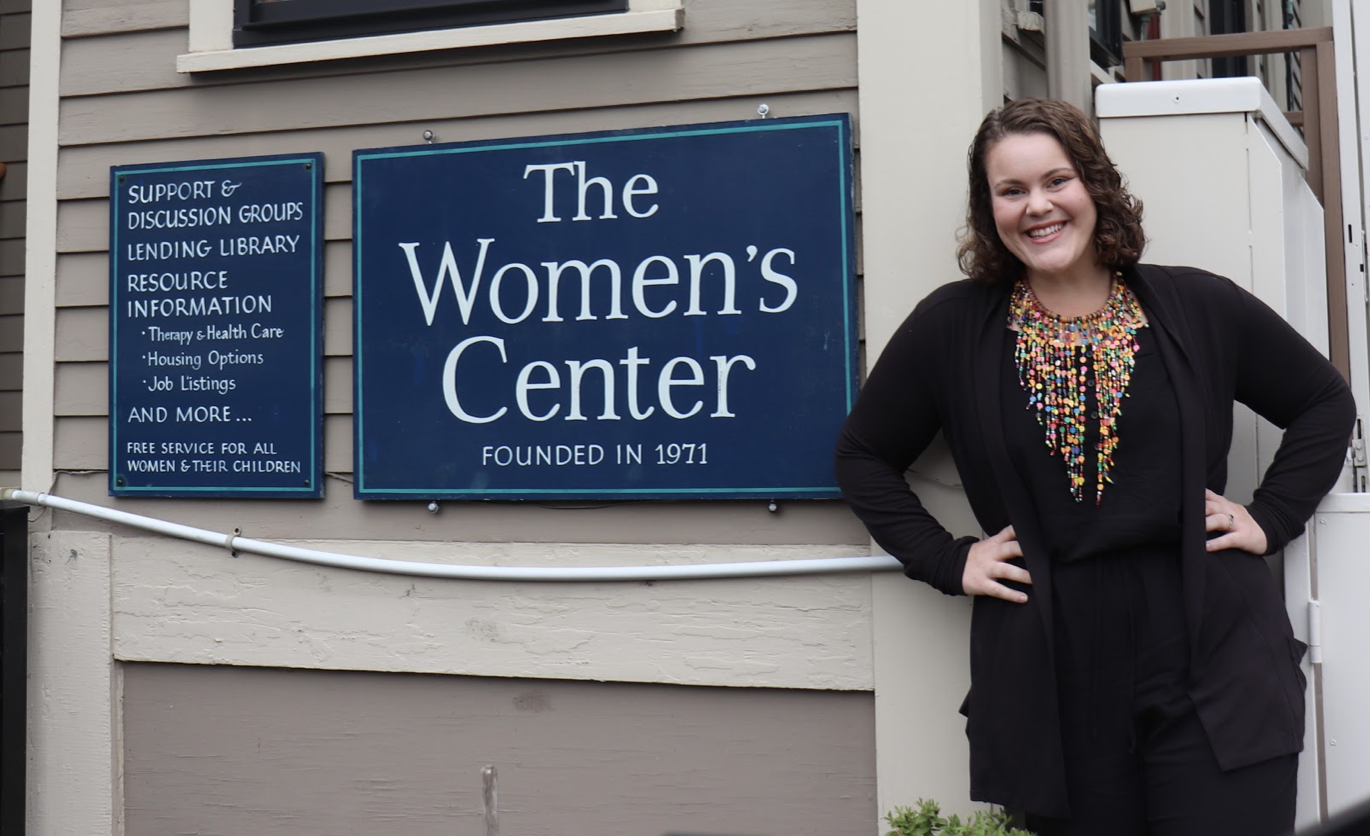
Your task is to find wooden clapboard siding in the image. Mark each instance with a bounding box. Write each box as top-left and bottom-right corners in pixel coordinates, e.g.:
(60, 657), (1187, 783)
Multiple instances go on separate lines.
(54, 361), (105, 416)
(0, 314), (20, 352)
(0, 391), (17, 430)
(56, 251), (106, 307)
(0, 87), (25, 124)
(0, 49), (27, 87)
(49, 0), (864, 546)
(61, 37), (858, 145)
(0, 275), (18, 313)
(63, 89), (859, 199)
(60, 0), (855, 98)
(63, 1), (187, 39)
(55, 307), (106, 362)
(0, 161), (24, 199)
(0, 2), (25, 476)
(0, 237), (21, 275)
(0, 352), (18, 384)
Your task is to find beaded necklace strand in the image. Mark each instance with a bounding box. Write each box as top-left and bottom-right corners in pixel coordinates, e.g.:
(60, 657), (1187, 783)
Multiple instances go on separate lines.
(1008, 276), (1146, 505)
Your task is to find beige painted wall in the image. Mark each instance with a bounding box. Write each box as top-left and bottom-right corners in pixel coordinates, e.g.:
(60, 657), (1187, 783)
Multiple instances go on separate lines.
(113, 538), (874, 689)
(856, 0), (1002, 821)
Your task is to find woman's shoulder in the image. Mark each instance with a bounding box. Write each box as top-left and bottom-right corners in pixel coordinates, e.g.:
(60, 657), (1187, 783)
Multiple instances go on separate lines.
(909, 277), (997, 320)
(1132, 263), (1243, 299)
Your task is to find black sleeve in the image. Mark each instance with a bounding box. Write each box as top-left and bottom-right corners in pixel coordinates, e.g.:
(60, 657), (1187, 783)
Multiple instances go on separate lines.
(833, 298), (976, 595)
(1229, 283), (1357, 553)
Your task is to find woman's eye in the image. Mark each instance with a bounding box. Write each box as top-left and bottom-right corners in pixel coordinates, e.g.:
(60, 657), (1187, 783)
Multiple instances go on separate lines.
(1049, 177), (1068, 187)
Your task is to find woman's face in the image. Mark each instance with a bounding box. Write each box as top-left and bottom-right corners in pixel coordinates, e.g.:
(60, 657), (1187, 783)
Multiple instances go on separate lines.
(985, 131), (1100, 285)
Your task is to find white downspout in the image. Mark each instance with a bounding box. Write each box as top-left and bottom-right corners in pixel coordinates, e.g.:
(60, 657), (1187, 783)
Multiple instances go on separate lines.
(1, 488), (902, 582)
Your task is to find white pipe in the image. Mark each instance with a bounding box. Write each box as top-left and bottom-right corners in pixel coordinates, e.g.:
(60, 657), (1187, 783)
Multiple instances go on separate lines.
(1, 488), (903, 582)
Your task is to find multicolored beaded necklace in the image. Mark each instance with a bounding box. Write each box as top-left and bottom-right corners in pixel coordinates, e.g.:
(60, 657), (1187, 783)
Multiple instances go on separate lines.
(1008, 276), (1146, 505)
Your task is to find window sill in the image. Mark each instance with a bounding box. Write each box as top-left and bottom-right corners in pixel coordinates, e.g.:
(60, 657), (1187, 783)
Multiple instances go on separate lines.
(177, 5), (683, 74)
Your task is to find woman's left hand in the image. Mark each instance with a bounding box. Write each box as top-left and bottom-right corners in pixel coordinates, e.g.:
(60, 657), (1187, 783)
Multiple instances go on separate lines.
(1204, 489), (1268, 555)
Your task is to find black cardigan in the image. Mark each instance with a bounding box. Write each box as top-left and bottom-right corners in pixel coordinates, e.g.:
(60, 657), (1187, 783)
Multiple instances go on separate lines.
(834, 264), (1356, 817)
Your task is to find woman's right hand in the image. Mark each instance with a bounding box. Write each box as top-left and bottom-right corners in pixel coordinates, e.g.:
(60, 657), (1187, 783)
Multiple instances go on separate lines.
(962, 525), (1031, 603)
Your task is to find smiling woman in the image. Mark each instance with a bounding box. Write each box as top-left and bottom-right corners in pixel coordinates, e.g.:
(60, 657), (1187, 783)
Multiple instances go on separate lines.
(834, 97), (1356, 835)
(985, 133), (1102, 311)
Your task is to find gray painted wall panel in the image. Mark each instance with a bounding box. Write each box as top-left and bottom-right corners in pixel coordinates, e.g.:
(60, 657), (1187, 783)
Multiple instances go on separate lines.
(122, 663), (876, 836)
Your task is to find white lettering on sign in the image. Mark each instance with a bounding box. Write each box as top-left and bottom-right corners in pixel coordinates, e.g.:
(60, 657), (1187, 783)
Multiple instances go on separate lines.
(522, 161), (659, 223)
(398, 240), (796, 326)
(440, 337), (757, 425)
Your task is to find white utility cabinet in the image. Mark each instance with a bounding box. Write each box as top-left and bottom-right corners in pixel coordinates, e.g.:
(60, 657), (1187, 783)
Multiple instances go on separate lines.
(1098, 78), (1349, 831)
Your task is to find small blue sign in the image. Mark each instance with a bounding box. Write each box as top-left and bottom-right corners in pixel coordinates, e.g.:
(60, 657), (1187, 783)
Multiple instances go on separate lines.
(354, 115), (856, 500)
(109, 153), (324, 497)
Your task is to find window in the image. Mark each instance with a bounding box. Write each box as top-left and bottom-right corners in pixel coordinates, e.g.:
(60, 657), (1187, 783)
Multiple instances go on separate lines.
(180, 0), (682, 73)
(1207, 0), (1249, 78)
(1088, 0), (1123, 67)
(234, 0), (628, 48)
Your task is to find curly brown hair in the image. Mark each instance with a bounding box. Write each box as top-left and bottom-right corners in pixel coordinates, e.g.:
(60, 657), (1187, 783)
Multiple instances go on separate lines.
(956, 98), (1145, 284)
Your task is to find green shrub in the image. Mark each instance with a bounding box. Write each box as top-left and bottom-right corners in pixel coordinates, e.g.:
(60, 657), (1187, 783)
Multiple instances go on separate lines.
(885, 799), (1035, 836)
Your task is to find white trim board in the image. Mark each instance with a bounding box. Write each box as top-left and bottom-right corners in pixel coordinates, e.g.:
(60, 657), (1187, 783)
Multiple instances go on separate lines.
(180, 1), (683, 73)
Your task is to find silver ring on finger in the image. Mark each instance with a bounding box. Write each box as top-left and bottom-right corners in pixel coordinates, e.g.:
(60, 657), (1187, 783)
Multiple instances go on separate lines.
(1227, 514), (1235, 528)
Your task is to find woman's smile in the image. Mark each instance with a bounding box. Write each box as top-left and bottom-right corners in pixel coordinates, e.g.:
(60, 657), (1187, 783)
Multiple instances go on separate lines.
(986, 132), (1102, 288)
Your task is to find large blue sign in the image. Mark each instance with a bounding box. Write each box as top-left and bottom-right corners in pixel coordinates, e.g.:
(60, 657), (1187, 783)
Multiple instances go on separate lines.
(353, 115), (855, 500)
(109, 153), (324, 498)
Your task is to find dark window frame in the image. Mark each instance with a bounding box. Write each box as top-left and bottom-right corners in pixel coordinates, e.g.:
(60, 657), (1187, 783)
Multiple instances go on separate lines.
(0, 503), (26, 836)
(233, 0), (629, 48)
(1088, 0), (1124, 68)
(1209, 0), (1250, 78)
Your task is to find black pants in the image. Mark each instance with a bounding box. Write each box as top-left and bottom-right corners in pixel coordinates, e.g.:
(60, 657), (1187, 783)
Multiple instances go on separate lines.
(1025, 551), (1298, 836)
